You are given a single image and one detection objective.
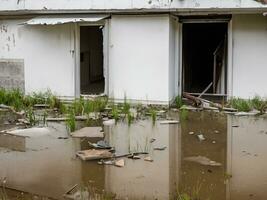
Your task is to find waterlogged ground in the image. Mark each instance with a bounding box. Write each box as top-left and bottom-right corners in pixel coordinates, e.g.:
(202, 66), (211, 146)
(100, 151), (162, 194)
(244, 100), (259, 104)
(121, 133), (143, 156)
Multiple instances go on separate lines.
(0, 110), (267, 200)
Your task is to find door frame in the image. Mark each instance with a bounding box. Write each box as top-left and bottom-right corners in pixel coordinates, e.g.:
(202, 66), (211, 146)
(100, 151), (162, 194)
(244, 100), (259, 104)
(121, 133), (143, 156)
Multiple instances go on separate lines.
(74, 20), (109, 97)
(178, 17), (233, 99)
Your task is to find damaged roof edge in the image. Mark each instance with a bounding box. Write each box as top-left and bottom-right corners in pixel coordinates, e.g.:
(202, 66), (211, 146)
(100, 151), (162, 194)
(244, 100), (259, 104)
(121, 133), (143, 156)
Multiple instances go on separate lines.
(1, 7), (267, 16)
(22, 14), (109, 25)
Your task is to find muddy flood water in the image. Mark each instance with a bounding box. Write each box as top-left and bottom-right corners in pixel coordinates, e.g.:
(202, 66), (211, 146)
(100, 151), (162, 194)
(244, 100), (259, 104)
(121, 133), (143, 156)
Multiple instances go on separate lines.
(0, 110), (267, 200)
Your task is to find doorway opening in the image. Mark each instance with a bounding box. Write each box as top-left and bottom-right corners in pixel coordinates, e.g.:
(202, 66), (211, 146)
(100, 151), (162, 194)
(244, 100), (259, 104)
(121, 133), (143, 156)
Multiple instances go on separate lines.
(80, 26), (104, 95)
(182, 22), (228, 96)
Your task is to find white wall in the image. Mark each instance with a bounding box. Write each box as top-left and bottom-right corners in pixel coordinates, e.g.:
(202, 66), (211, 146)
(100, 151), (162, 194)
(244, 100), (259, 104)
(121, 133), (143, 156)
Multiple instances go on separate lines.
(232, 14), (267, 98)
(0, 18), (75, 97)
(109, 15), (172, 104)
(169, 16), (179, 102)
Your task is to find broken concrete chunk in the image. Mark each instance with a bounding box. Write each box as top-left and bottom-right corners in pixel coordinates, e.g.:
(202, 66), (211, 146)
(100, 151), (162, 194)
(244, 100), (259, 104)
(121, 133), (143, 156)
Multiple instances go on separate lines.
(76, 149), (113, 161)
(115, 159), (125, 167)
(184, 156), (222, 167)
(160, 120), (179, 124)
(70, 127), (103, 139)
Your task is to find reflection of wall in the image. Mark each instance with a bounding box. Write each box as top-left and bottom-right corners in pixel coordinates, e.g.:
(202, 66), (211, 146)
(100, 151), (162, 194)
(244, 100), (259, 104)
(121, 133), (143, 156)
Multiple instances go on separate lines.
(0, 133), (82, 199)
(228, 116), (267, 200)
(104, 121), (180, 200)
(179, 112), (227, 200)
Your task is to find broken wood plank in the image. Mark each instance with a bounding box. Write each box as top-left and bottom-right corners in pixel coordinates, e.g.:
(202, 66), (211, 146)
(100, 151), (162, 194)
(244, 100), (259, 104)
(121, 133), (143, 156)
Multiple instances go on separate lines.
(183, 92), (202, 107)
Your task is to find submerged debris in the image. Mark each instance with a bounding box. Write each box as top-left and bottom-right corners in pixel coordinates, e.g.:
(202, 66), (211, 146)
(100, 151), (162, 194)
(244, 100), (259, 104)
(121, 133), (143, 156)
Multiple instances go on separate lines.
(184, 156), (222, 167)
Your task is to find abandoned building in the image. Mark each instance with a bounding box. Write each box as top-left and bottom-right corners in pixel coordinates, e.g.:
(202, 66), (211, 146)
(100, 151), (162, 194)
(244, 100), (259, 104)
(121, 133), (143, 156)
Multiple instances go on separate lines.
(0, 0), (267, 105)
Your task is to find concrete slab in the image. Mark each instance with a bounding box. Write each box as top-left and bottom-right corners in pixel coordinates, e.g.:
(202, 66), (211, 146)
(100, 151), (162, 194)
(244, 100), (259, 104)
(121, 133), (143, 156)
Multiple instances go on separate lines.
(76, 149), (113, 161)
(70, 127), (103, 139)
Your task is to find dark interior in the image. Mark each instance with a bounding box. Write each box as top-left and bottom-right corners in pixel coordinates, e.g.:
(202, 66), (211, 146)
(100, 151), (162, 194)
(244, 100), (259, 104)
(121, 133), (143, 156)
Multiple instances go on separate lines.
(182, 23), (228, 94)
(80, 26), (104, 95)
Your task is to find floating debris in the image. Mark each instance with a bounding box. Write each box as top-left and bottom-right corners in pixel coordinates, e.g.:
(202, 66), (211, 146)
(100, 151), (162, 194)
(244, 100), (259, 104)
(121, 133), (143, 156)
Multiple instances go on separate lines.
(154, 146), (167, 151)
(88, 140), (112, 149)
(232, 125), (239, 127)
(144, 156), (153, 162)
(115, 159), (125, 167)
(58, 136), (69, 140)
(197, 134), (206, 141)
(184, 156), (222, 167)
(214, 130), (219, 134)
(160, 120), (179, 124)
(189, 131), (194, 135)
(150, 138), (156, 143)
(212, 141), (216, 144)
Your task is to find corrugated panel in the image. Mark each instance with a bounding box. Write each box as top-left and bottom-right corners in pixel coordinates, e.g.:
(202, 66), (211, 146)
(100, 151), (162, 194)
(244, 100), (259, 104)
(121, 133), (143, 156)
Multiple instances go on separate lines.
(24, 15), (109, 25)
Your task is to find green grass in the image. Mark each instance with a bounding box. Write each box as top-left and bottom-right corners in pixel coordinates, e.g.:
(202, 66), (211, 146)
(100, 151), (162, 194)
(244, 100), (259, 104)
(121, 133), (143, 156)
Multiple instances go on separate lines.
(111, 105), (119, 124)
(251, 96), (267, 114)
(127, 111), (134, 126)
(229, 98), (252, 112)
(150, 108), (157, 125)
(175, 96), (184, 109)
(66, 110), (76, 132)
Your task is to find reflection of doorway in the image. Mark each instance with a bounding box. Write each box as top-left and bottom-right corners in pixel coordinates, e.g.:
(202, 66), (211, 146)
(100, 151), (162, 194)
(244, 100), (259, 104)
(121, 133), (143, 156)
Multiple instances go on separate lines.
(80, 26), (104, 95)
(182, 22), (228, 96)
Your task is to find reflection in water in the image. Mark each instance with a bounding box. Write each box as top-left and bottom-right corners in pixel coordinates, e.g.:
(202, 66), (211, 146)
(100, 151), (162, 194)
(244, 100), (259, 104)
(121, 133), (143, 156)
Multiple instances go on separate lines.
(227, 116), (267, 200)
(0, 111), (267, 200)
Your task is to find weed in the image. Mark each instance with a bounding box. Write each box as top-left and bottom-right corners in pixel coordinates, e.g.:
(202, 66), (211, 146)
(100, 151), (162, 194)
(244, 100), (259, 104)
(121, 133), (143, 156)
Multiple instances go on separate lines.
(175, 96), (184, 109)
(251, 96), (267, 114)
(122, 96), (130, 115)
(42, 110), (48, 126)
(127, 111), (134, 126)
(229, 98), (252, 112)
(66, 110), (76, 132)
(150, 108), (157, 125)
(179, 109), (189, 121)
(25, 108), (37, 126)
(111, 105), (119, 124)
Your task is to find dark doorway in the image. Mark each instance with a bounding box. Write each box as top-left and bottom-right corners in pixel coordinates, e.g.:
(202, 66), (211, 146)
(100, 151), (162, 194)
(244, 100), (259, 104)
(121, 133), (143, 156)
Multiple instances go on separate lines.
(80, 26), (104, 95)
(182, 23), (228, 95)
